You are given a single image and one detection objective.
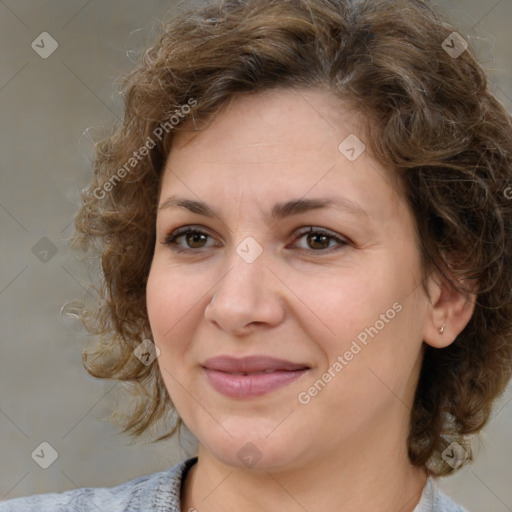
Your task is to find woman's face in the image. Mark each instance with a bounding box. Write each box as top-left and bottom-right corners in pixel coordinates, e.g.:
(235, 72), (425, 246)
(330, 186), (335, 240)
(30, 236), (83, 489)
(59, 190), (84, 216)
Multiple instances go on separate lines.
(146, 88), (433, 471)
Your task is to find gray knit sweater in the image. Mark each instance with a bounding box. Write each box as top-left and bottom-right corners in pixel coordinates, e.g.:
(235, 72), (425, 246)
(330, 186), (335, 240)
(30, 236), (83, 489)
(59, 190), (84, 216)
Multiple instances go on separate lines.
(0, 457), (468, 511)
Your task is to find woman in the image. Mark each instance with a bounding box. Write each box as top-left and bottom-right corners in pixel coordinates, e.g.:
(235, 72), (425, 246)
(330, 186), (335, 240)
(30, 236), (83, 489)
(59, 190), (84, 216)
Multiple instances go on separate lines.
(3, 0), (512, 510)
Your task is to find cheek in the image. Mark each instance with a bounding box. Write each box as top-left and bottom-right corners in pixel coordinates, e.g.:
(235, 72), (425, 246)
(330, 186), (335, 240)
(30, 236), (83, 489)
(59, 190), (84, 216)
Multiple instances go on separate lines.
(146, 262), (205, 369)
(296, 265), (394, 351)
(146, 269), (193, 409)
(146, 266), (188, 366)
(146, 269), (170, 335)
(146, 262), (195, 331)
(311, 262), (422, 387)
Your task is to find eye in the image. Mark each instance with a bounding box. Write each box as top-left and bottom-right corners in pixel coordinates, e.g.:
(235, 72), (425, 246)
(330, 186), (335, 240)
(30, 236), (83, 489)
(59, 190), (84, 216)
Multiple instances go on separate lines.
(161, 225), (349, 254)
(289, 227), (349, 253)
(161, 226), (217, 252)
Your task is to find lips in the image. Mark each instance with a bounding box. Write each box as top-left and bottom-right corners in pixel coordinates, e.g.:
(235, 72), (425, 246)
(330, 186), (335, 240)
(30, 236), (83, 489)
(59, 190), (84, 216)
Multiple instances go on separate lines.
(201, 355), (310, 398)
(201, 355), (309, 373)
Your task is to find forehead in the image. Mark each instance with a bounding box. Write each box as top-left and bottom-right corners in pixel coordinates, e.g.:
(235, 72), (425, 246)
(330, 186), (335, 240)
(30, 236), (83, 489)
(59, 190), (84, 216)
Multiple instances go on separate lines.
(171, 88), (366, 158)
(160, 88), (403, 222)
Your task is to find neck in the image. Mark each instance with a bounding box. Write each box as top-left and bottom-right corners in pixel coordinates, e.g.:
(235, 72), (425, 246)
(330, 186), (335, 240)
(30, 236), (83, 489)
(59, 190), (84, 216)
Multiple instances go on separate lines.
(181, 421), (428, 512)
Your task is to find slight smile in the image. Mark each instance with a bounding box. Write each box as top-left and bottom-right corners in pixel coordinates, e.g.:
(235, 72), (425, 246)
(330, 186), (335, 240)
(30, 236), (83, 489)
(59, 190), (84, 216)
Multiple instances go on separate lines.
(201, 355), (311, 398)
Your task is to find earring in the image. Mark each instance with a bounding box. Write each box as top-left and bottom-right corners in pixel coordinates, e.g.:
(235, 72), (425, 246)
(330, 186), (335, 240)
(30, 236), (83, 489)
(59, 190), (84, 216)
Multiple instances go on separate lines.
(439, 323), (445, 335)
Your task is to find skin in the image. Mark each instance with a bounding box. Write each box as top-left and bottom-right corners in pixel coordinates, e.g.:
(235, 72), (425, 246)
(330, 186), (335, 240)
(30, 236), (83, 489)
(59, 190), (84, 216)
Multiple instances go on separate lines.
(145, 87), (476, 512)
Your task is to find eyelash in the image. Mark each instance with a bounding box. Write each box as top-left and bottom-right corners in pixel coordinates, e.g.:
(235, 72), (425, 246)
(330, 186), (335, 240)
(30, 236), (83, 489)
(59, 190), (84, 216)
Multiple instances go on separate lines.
(161, 225), (349, 255)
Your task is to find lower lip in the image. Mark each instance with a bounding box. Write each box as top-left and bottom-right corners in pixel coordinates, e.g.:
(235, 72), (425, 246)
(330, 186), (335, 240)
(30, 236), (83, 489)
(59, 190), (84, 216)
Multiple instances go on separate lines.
(203, 368), (308, 398)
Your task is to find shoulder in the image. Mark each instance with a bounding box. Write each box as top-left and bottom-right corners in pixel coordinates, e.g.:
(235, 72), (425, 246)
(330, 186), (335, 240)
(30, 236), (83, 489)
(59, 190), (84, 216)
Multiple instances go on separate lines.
(435, 489), (469, 512)
(414, 477), (468, 512)
(0, 457), (197, 512)
(415, 477), (469, 512)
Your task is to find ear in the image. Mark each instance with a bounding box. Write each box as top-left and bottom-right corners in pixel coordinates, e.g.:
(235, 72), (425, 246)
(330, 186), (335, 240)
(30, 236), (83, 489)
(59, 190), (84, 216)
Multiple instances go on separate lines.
(423, 270), (477, 349)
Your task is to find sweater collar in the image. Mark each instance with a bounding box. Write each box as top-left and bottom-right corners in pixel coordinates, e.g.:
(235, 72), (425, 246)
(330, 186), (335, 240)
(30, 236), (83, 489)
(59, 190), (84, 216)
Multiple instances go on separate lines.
(160, 458), (438, 512)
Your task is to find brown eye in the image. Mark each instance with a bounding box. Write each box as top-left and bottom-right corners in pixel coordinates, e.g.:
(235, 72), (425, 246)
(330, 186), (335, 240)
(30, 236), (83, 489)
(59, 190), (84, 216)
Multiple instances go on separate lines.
(291, 227), (349, 253)
(184, 231), (208, 248)
(162, 227), (216, 252)
(306, 232), (331, 250)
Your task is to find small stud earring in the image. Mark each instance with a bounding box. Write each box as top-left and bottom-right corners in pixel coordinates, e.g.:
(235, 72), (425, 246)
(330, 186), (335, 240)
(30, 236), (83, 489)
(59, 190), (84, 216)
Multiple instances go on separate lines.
(439, 323), (445, 335)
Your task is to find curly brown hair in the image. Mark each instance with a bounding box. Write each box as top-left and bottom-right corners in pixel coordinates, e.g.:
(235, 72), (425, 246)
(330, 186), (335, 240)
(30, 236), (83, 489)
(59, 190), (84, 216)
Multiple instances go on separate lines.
(69, 0), (512, 476)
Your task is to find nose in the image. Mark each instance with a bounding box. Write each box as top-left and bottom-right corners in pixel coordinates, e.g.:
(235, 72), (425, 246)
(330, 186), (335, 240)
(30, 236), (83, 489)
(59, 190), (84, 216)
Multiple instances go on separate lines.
(204, 246), (285, 335)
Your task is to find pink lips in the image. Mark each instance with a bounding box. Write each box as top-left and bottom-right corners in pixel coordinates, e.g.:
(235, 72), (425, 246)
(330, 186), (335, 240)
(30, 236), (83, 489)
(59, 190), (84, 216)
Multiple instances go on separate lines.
(201, 355), (309, 398)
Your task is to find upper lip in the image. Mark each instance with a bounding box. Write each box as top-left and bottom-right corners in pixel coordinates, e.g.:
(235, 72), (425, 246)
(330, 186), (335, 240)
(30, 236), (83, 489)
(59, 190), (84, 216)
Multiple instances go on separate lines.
(201, 355), (310, 373)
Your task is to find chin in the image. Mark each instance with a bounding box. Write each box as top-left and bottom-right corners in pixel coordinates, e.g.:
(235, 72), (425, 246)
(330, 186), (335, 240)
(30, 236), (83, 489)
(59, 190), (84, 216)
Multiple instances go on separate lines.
(197, 426), (308, 473)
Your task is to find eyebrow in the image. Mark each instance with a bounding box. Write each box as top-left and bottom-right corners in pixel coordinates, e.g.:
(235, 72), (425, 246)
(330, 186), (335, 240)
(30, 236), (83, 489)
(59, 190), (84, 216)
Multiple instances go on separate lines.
(157, 195), (369, 221)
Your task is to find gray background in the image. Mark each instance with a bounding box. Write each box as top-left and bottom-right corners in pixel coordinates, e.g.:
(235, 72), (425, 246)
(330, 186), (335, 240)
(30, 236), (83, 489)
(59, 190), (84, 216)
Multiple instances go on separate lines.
(0, 0), (511, 510)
